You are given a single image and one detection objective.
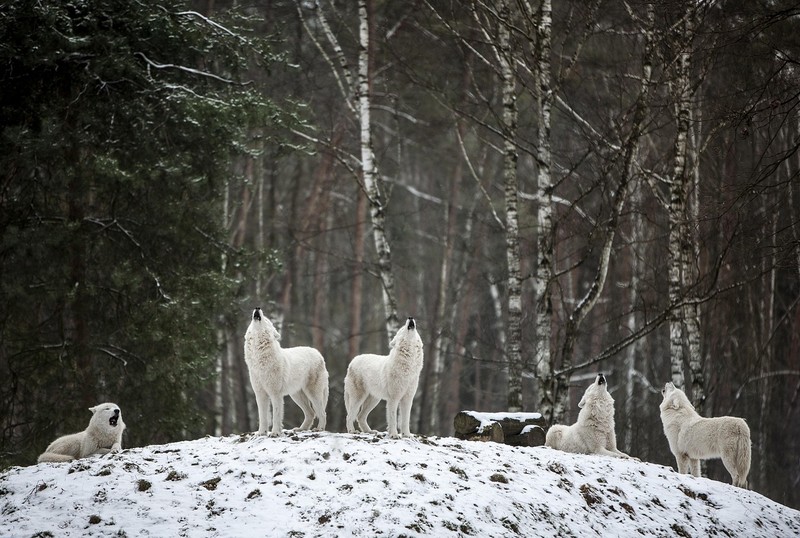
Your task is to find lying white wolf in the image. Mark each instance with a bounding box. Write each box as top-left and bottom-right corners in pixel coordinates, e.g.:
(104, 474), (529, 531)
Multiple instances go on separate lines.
(545, 373), (630, 458)
(660, 382), (751, 488)
(37, 403), (125, 463)
(344, 317), (424, 438)
(244, 307), (329, 436)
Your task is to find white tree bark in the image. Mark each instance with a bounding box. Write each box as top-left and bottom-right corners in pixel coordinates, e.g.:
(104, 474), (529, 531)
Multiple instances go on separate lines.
(497, 0), (523, 412)
(532, 0), (555, 422)
(298, 0), (400, 345)
(358, 0), (400, 342)
(668, 5), (695, 392)
(685, 98), (704, 408)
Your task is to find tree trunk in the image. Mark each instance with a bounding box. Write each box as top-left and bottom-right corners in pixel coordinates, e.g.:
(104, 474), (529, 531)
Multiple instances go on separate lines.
(668, 4), (695, 392)
(453, 411), (546, 447)
(496, 0), (523, 413)
(358, 0), (399, 344)
(685, 96), (704, 409)
(533, 0), (555, 422)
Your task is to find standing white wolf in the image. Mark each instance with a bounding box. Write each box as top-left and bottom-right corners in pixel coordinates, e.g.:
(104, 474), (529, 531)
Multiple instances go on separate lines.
(659, 382), (751, 488)
(344, 317), (424, 438)
(244, 307), (329, 436)
(37, 403), (125, 463)
(545, 373), (630, 458)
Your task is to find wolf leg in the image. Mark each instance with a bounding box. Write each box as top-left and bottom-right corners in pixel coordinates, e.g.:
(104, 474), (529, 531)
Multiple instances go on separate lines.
(291, 391), (314, 430)
(357, 396), (380, 434)
(269, 394), (284, 436)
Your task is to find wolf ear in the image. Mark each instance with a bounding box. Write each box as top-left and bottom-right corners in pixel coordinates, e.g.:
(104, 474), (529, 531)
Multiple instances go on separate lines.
(578, 395), (586, 409)
(669, 396), (681, 410)
(89, 405), (98, 414)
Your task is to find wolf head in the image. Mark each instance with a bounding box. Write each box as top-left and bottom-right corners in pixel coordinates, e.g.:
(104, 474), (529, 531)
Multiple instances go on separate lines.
(660, 382), (694, 413)
(248, 307), (281, 341)
(578, 373), (610, 408)
(89, 403), (123, 430)
(389, 317), (423, 350)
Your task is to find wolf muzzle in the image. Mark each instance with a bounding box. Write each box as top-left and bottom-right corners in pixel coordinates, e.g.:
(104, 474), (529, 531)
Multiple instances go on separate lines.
(109, 409), (120, 427)
(253, 307), (262, 321)
(407, 317), (415, 330)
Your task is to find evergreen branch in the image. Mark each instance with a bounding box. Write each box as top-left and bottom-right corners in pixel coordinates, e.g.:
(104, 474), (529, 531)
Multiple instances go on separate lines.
(135, 52), (250, 85)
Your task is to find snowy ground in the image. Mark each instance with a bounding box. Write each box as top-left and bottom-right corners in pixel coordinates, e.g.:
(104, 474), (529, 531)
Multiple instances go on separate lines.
(1, 432), (798, 537)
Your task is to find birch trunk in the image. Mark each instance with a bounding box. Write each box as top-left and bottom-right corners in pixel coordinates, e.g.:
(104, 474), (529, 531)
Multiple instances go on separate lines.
(358, 0), (399, 343)
(668, 6), (694, 392)
(498, 0), (523, 412)
(685, 99), (704, 409)
(533, 0), (555, 422)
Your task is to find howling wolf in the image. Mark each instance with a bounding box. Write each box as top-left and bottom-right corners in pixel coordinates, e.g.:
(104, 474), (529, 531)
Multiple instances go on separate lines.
(244, 307), (329, 436)
(660, 382), (751, 488)
(38, 403), (125, 463)
(344, 317), (424, 438)
(545, 373), (630, 458)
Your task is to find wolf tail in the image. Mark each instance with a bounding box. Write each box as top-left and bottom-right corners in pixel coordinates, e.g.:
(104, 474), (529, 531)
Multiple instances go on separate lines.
(37, 452), (76, 463)
(545, 425), (564, 449)
(733, 420), (752, 488)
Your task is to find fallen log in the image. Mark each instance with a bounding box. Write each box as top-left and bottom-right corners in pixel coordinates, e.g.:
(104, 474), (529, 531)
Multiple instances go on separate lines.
(454, 411), (547, 447)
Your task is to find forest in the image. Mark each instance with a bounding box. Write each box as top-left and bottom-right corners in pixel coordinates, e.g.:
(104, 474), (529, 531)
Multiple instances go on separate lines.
(1, 0), (799, 509)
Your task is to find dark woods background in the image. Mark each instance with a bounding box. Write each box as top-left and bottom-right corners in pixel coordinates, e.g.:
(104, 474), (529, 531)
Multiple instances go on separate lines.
(1, 0), (799, 509)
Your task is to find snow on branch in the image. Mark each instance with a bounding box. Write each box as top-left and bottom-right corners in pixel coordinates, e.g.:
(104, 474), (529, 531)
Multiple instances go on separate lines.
(175, 10), (240, 39)
(135, 52), (249, 85)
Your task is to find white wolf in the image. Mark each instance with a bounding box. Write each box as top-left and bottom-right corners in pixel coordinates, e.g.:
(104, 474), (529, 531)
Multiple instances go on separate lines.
(37, 403), (125, 463)
(545, 373), (630, 458)
(244, 307), (329, 436)
(344, 317), (424, 438)
(659, 382), (751, 488)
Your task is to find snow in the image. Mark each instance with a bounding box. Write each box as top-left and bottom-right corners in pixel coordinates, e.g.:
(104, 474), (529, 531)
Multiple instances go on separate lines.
(462, 411), (542, 434)
(2, 432), (798, 537)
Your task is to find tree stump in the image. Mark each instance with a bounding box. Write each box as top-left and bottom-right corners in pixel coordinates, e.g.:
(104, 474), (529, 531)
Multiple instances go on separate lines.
(454, 411), (547, 447)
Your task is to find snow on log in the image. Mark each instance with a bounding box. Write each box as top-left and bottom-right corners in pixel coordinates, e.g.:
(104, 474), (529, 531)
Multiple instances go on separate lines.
(454, 411), (547, 447)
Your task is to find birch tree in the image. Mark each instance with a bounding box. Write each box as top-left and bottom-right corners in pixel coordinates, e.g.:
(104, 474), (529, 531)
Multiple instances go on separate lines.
(667, 2), (696, 396)
(497, 0), (524, 412)
(530, 0), (555, 422)
(298, 0), (400, 344)
(358, 0), (400, 341)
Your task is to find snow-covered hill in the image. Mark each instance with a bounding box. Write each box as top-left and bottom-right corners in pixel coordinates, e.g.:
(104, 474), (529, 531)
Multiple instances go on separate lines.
(1, 432), (798, 537)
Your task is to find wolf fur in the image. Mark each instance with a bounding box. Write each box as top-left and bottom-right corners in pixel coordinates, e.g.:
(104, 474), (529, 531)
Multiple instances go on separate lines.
(37, 403), (125, 463)
(344, 317), (424, 438)
(659, 382), (751, 488)
(244, 307), (329, 436)
(545, 373), (630, 458)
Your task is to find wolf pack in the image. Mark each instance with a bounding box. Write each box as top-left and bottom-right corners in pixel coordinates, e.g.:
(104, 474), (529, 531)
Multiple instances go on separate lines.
(37, 308), (752, 490)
